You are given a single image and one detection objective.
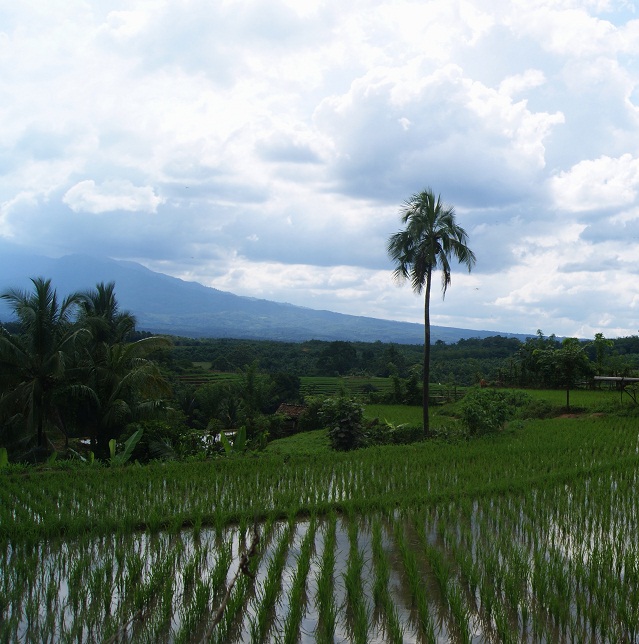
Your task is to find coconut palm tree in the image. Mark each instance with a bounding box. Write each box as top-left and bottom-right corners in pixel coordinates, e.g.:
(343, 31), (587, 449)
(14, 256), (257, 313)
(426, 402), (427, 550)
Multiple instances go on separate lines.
(387, 189), (476, 436)
(78, 281), (136, 347)
(0, 278), (84, 449)
(76, 335), (172, 457)
(72, 283), (170, 456)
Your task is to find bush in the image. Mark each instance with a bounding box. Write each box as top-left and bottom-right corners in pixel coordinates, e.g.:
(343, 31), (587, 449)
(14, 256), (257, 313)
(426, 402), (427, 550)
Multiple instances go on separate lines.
(119, 411), (216, 462)
(460, 388), (511, 436)
(366, 419), (423, 446)
(320, 397), (366, 451)
(514, 397), (559, 420)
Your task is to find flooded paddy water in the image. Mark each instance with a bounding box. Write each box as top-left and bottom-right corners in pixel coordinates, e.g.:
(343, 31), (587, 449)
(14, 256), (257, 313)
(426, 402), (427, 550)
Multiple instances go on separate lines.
(4, 470), (639, 643)
(4, 418), (639, 642)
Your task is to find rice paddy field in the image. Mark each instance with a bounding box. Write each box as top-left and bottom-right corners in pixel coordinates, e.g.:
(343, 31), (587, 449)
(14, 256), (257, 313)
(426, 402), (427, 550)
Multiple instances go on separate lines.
(3, 395), (639, 642)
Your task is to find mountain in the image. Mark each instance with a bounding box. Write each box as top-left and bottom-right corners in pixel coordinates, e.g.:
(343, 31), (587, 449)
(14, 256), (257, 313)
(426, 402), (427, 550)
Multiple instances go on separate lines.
(0, 244), (531, 344)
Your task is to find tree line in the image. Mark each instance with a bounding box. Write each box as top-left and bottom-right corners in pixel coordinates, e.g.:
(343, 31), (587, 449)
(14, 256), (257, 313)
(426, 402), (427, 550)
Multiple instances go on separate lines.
(3, 276), (639, 463)
(171, 332), (639, 385)
(0, 278), (170, 460)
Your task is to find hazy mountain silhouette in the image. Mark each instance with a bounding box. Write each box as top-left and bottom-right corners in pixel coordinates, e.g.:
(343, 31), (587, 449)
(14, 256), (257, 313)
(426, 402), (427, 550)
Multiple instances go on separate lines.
(0, 243), (530, 344)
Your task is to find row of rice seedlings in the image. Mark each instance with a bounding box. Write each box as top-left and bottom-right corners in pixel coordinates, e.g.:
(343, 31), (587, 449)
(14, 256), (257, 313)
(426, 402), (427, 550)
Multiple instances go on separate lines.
(171, 530), (238, 644)
(247, 521), (293, 642)
(208, 521), (270, 644)
(370, 518), (403, 643)
(314, 513), (338, 643)
(415, 513), (481, 644)
(342, 512), (370, 644)
(281, 516), (318, 644)
(391, 517), (436, 641)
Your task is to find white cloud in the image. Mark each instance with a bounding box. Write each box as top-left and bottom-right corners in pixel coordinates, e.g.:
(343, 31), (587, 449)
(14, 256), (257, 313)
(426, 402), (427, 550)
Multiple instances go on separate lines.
(550, 154), (639, 211)
(63, 180), (164, 214)
(1, 0), (639, 337)
(499, 69), (547, 97)
(316, 61), (564, 204)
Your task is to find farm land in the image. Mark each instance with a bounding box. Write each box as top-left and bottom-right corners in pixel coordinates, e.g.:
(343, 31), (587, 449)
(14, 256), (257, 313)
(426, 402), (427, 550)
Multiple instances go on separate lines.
(4, 382), (639, 642)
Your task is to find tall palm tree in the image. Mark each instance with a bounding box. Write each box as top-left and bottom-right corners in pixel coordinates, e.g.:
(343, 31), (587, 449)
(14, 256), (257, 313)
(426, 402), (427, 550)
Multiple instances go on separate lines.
(0, 278), (84, 449)
(78, 281), (136, 347)
(72, 283), (170, 456)
(387, 189), (476, 436)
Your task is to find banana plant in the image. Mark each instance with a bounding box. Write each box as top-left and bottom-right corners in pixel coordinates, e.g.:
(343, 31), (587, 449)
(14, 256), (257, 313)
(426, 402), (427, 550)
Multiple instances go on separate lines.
(109, 428), (144, 466)
(218, 425), (246, 456)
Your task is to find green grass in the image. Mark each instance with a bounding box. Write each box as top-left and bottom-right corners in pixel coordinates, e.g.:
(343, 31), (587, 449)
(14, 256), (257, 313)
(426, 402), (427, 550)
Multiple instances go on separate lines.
(364, 404), (423, 424)
(264, 429), (331, 456)
(301, 375), (394, 397)
(518, 386), (631, 411)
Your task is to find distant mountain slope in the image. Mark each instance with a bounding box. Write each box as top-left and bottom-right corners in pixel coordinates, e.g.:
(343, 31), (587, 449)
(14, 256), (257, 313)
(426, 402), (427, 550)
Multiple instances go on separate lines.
(0, 244), (531, 344)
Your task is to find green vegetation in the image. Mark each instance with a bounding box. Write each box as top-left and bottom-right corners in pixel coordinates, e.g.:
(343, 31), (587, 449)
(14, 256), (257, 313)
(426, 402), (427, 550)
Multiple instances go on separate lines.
(3, 403), (639, 640)
(0, 278), (172, 461)
(8, 275), (639, 639)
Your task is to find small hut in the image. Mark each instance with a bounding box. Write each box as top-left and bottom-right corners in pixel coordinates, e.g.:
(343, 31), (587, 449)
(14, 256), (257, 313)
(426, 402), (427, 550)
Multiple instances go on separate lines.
(275, 403), (306, 434)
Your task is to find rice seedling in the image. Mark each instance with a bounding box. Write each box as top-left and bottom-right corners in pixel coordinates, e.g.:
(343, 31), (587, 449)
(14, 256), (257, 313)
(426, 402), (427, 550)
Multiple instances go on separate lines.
(342, 513), (369, 644)
(248, 522), (291, 642)
(370, 518), (403, 643)
(281, 517), (317, 644)
(315, 513), (338, 644)
(393, 518), (435, 641)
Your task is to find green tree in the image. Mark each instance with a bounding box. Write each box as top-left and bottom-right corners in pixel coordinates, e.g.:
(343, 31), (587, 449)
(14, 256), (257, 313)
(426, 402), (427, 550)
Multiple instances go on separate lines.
(592, 332), (613, 376)
(69, 282), (171, 457)
(387, 189), (475, 436)
(78, 281), (136, 346)
(75, 336), (172, 457)
(0, 278), (84, 450)
(534, 337), (593, 410)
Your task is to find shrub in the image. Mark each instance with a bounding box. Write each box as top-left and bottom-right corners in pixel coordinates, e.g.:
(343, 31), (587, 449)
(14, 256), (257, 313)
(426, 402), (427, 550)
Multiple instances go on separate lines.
(366, 419), (423, 446)
(460, 388), (511, 436)
(320, 397), (366, 451)
(514, 397), (559, 420)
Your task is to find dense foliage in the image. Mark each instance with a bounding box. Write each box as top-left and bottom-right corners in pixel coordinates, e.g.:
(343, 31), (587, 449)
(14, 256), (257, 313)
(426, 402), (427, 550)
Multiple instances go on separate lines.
(170, 331), (639, 386)
(5, 277), (639, 465)
(0, 279), (172, 460)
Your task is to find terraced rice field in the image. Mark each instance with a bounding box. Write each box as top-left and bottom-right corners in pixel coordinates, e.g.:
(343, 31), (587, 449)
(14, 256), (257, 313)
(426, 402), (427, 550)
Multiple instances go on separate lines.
(2, 414), (639, 642)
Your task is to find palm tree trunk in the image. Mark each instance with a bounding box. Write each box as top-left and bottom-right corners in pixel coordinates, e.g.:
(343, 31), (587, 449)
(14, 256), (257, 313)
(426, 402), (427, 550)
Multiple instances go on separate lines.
(423, 269), (432, 437)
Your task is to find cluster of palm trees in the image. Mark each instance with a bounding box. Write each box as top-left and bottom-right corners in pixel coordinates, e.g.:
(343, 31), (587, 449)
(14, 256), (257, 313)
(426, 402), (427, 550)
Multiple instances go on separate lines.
(0, 278), (171, 459)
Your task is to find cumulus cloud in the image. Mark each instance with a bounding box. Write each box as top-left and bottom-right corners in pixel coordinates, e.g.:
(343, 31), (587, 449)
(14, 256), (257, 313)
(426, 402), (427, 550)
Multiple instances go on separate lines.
(315, 61), (564, 206)
(2, 1), (639, 336)
(550, 154), (639, 212)
(63, 180), (164, 214)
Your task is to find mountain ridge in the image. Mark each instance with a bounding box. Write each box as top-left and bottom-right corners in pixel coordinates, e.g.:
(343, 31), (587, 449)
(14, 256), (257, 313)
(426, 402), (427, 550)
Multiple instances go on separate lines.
(0, 244), (532, 344)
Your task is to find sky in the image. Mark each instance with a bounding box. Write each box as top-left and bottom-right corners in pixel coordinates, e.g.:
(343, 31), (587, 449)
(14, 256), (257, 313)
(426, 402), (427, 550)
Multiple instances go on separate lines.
(2, 1), (639, 338)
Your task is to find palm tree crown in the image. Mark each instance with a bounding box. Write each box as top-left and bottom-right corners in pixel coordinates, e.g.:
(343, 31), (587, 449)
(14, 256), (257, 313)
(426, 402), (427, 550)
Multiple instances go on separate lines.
(79, 281), (136, 346)
(387, 189), (475, 436)
(387, 190), (476, 296)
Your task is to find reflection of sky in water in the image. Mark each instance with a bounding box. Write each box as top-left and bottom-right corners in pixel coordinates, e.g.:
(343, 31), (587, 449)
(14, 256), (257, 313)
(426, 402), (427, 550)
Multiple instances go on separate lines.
(6, 471), (639, 643)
